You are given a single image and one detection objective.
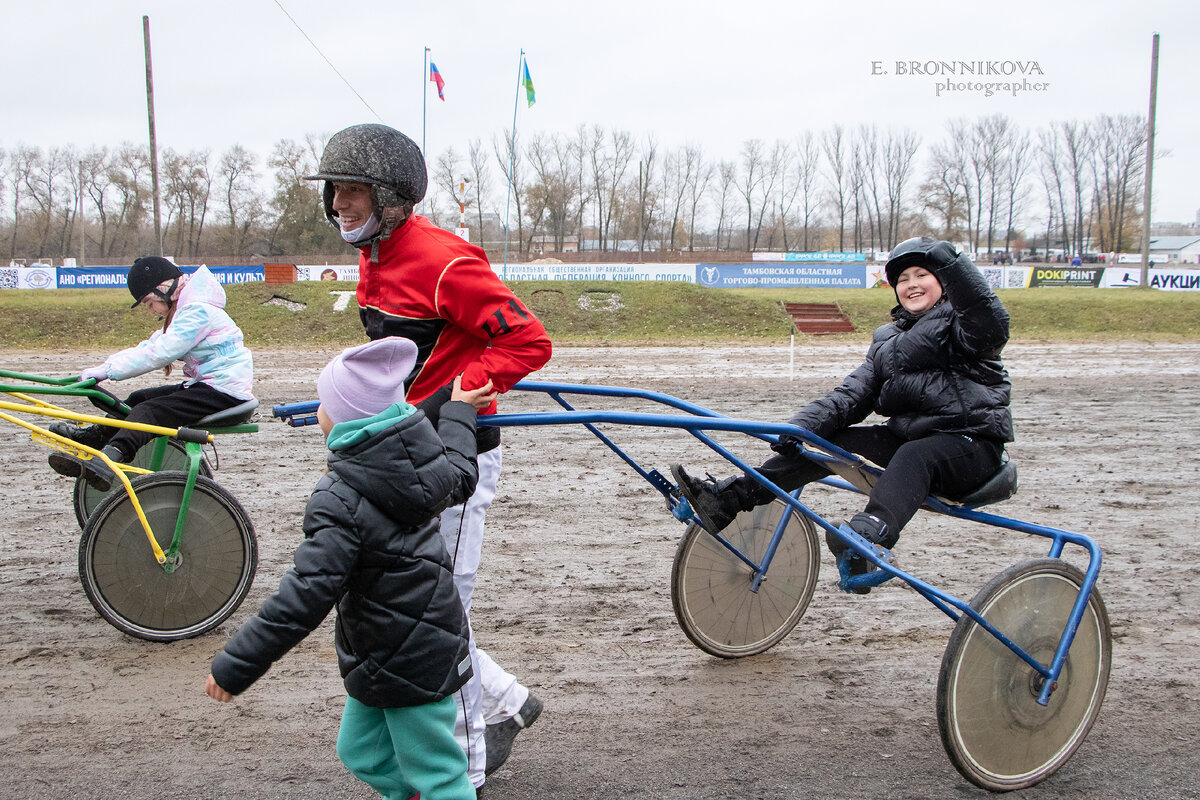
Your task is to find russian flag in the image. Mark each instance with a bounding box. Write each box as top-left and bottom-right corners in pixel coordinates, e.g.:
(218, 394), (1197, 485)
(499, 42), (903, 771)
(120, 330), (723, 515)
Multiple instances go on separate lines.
(429, 62), (445, 101)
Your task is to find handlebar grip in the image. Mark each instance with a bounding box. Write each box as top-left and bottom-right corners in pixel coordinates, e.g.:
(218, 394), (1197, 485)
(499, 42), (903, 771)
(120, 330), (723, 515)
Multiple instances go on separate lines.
(175, 427), (211, 443)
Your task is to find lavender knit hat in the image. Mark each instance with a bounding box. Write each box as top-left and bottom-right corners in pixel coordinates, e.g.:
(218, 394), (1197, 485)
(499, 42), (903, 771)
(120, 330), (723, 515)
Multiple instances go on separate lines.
(317, 337), (418, 425)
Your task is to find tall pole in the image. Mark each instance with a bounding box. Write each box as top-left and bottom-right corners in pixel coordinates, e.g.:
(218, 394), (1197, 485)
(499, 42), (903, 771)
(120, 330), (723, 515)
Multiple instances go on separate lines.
(77, 160), (85, 266)
(421, 46), (429, 216)
(502, 49), (524, 279)
(143, 15), (163, 256)
(1139, 32), (1159, 288)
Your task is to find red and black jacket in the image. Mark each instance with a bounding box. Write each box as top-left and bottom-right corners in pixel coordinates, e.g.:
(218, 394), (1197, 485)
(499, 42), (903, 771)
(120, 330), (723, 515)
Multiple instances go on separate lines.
(355, 214), (553, 449)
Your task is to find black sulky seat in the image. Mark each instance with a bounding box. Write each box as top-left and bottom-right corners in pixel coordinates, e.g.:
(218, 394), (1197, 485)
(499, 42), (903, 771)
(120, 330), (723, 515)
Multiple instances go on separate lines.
(195, 398), (259, 428)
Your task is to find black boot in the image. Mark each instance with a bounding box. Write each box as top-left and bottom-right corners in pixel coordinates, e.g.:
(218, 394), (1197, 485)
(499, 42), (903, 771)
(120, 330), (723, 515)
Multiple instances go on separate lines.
(48, 444), (121, 492)
(824, 512), (890, 595)
(48, 421), (112, 450)
(672, 464), (747, 533)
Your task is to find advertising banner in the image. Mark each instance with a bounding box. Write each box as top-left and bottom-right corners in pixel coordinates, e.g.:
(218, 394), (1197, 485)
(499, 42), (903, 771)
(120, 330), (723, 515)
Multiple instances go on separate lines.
(55, 265), (263, 289)
(19, 268), (56, 289)
(696, 263), (867, 288)
(494, 263), (695, 281)
(297, 265), (360, 281)
(2, 267), (57, 290)
(752, 252), (867, 262)
(1027, 266), (1103, 288)
(1148, 268), (1200, 291)
(56, 267), (129, 289)
(1100, 268), (1143, 288)
(205, 266), (265, 284)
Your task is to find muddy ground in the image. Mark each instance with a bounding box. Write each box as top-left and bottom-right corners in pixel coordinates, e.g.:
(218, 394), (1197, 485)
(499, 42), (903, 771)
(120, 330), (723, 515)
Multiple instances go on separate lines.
(1, 342), (1198, 800)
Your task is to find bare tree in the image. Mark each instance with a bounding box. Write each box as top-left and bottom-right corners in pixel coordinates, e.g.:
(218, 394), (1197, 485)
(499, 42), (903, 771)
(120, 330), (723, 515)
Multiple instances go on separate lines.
(265, 140), (334, 257)
(634, 136), (658, 258)
(492, 131), (526, 258)
(467, 138), (494, 245)
(587, 127), (635, 252)
(57, 147), (83, 260)
(1090, 114), (1146, 253)
(217, 145), (261, 261)
(736, 138), (766, 250)
(660, 144), (699, 251)
(763, 140), (794, 251)
(1000, 128), (1032, 255)
(106, 143), (150, 258)
(711, 160), (737, 251)
(682, 144), (711, 252)
(7, 146), (38, 260)
(1058, 121), (1094, 256)
(24, 147), (73, 259)
(854, 126), (879, 251)
(525, 132), (582, 252)
(434, 147), (472, 229)
(794, 132), (821, 251)
(920, 139), (968, 240)
(77, 147), (113, 259)
(821, 126), (849, 250)
(943, 119), (976, 249)
(881, 129), (921, 249)
(1037, 127), (1070, 255)
(569, 125), (591, 251)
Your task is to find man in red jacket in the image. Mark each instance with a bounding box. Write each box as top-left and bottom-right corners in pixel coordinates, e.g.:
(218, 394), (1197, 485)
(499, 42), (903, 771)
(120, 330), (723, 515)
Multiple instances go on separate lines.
(308, 124), (553, 794)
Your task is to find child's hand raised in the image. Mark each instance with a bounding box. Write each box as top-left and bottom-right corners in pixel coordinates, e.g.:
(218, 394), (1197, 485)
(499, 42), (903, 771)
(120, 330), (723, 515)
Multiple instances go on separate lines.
(452, 376), (497, 410)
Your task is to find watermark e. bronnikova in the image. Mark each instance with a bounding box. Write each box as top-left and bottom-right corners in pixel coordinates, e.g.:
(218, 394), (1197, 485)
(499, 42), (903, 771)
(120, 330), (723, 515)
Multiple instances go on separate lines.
(871, 60), (1050, 98)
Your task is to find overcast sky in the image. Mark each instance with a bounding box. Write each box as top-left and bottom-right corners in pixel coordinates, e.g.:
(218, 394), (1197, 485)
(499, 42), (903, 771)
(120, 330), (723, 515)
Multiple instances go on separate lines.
(2, 0), (1196, 224)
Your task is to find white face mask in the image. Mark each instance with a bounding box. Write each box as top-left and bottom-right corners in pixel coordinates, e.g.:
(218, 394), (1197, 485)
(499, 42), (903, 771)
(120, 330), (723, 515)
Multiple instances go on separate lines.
(341, 213), (381, 244)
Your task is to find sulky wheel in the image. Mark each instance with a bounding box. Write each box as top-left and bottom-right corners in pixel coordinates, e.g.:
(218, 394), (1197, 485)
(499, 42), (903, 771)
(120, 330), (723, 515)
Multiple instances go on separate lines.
(78, 471), (257, 642)
(671, 498), (819, 658)
(72, 438), (211, 528)
(937, 557), (1111, 792)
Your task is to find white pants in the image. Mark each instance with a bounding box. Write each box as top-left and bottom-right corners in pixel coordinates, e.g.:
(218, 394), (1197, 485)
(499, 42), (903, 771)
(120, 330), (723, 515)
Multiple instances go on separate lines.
(440, 446), (529, 788)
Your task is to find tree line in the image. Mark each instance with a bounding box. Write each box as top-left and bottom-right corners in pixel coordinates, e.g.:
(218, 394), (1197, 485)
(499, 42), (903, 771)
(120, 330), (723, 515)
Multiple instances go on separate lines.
(0, 112), (1149, 266)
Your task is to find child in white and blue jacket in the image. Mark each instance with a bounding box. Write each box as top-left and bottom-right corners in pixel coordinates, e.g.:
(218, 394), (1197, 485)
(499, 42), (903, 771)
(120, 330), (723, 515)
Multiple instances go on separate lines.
(207, 337), (495, 800)
(48, 256), (254, 491)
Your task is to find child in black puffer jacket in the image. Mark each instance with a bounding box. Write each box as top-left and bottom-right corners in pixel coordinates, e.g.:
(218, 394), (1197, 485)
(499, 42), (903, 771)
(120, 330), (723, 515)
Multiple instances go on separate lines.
(674, 238), (1013, 592)
(206, 337), (495, 800)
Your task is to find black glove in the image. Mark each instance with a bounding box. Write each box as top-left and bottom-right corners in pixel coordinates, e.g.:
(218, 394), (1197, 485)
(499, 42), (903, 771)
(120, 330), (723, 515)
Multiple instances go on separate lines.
(770, 434), (805, 460)
(927, 241), (959, 270)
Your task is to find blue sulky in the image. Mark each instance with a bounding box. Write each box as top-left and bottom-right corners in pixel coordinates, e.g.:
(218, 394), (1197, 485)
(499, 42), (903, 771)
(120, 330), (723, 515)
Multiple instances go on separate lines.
(274, 378), (1111, 793)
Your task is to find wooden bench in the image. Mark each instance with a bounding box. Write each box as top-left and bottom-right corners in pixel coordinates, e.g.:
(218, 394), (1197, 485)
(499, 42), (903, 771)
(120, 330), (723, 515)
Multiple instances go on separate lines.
(783, 302), (856, 335)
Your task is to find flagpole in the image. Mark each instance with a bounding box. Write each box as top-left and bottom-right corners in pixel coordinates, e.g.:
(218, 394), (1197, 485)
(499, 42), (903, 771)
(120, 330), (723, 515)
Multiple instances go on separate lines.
(421, 46), (429, 216)
(502, 49), (525, 279)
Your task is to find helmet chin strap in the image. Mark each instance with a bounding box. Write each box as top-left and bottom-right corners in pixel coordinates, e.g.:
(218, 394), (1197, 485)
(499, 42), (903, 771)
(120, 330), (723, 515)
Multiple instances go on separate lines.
(151, 277), (180, 305)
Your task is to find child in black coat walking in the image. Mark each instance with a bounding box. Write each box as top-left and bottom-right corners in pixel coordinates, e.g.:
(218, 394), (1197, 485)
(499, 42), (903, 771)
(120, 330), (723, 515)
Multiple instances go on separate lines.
(206, 337), (495, 799)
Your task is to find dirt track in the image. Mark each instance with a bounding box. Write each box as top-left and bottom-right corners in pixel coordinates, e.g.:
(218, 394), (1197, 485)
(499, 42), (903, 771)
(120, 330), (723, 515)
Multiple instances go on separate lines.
(1, 342), (1199, 799)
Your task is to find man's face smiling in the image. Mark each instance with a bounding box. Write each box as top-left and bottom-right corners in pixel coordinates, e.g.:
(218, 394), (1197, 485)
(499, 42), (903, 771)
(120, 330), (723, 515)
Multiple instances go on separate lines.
(331, 181), (374, 231)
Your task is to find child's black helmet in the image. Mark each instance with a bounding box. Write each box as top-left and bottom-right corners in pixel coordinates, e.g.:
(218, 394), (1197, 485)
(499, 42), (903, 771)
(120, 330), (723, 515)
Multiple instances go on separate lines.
(306, 124), (428, 226)
(127, 256), (182, 308)
(885, 236), (938, 287)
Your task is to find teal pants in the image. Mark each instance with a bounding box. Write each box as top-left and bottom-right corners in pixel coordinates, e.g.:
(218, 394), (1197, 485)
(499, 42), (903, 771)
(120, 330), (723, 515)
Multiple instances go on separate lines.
(337, 695), (476, 800)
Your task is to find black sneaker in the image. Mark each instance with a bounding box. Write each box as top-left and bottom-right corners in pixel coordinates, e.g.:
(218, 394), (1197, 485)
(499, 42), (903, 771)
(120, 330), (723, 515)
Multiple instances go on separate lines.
(484, 693), (543, 776)
(48, 421), (112, 450)
(671, 464), (743, 533)
(47, 451), (116, 492)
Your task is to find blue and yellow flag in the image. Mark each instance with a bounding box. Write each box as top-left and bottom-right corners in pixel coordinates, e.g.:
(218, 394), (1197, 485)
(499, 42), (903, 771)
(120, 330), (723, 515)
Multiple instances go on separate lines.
(522, 60), (536, 107)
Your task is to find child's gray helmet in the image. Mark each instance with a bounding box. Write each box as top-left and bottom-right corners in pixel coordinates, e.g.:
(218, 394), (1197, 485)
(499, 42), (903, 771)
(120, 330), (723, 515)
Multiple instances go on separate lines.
(306, 124), (428, 225)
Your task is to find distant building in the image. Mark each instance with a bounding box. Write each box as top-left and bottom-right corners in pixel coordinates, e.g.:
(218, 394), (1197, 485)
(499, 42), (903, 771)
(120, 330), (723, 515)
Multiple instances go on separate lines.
(1149, 236), (1200, 265)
